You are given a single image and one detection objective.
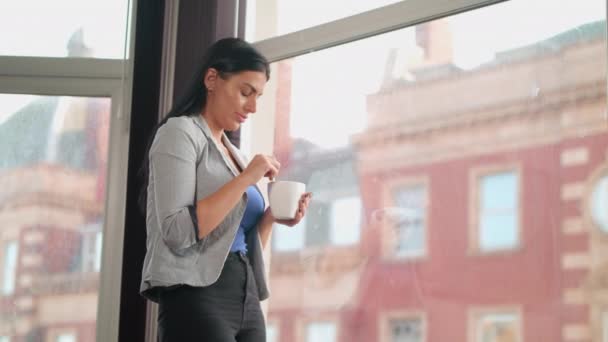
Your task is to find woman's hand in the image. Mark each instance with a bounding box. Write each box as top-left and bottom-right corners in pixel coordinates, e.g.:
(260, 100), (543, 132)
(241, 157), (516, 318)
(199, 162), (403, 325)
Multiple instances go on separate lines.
(266, 192), (312, 227)
(241, 154), (280, 185)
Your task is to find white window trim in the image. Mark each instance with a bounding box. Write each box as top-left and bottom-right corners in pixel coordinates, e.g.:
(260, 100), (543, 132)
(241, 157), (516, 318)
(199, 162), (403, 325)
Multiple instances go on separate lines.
(0, 1), (137, 341)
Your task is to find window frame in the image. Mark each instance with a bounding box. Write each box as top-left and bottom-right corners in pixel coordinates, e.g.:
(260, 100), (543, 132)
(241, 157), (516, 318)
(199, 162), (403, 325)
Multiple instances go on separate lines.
(0, 1), (138, 341)
(468, 164), (522, 255)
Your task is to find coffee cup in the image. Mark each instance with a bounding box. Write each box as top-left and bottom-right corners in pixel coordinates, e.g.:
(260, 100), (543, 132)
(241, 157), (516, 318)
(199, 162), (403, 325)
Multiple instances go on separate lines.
(268, 181), (306, 220)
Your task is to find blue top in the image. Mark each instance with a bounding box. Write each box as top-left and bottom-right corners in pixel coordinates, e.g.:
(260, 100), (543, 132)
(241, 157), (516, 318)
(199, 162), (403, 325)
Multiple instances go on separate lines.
(230, 185), (265, 252)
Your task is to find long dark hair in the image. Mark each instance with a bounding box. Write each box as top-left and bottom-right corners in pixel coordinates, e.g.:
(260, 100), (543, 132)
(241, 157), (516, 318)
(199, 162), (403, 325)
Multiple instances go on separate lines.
(138, 37), (270, 215)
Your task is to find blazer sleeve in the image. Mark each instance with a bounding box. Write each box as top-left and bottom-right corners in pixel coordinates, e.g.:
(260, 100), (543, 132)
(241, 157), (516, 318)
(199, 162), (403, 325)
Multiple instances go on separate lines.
(148, 119), (203, 252)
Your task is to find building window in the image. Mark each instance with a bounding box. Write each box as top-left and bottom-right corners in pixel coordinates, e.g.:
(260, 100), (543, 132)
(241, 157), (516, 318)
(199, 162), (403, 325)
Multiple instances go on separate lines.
(392, 185), (427, 258)
(475, 312), (520, 342)
(56, 333), (76, 342)
(591, 173), (608, 233)
(273, 217), (306, 252)
(81, 222), (103, 272)
(2, 241), (18, 296)
(267, 322), (278, 342)
(330, 196), (362, 246)
(476, 170), (519, 252)
(306, 321), (337, 342)
(603, 311), (608, 342)
(390, 318), (423, 342)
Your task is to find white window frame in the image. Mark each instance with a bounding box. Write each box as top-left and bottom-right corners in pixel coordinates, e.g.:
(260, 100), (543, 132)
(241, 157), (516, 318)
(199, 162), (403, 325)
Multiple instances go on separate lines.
(0, 1), (138, 341)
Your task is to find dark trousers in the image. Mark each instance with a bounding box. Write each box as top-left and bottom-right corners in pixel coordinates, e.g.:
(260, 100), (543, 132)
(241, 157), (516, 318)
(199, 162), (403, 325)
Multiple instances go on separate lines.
(157, 252), (266, 342)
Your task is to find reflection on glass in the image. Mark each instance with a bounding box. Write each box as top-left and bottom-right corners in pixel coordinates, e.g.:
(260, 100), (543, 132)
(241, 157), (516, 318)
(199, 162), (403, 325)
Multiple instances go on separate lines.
(254, 0), (608, 340)
(0, 0), (129, 58)
(0, 94), (110, 341)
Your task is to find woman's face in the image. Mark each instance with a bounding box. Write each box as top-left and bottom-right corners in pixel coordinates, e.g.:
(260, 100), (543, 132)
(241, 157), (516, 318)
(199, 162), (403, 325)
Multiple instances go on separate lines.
(204, 69), (267, 132)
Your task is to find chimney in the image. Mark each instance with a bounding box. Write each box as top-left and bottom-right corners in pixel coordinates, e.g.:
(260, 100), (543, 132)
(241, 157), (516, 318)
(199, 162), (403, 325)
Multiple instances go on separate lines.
(415, 19), (453, 66)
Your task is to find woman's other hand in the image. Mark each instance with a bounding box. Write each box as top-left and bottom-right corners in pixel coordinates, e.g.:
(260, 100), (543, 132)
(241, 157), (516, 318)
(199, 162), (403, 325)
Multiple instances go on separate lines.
(268, 192), (312, 227)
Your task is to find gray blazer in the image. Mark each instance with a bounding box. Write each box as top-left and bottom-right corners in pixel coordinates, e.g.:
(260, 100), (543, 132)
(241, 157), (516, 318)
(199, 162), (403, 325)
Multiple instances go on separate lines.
(140, 114), (269, 302)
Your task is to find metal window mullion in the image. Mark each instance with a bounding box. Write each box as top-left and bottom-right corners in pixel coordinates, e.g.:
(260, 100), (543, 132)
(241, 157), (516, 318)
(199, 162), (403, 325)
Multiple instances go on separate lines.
(0, 56), (124, 79)
(253, 0), (508, 62)
(0, 76), (123, 97)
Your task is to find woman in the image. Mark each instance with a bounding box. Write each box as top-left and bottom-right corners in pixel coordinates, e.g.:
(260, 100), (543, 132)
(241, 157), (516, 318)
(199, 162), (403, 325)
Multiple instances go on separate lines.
(138, 37), (311, 341)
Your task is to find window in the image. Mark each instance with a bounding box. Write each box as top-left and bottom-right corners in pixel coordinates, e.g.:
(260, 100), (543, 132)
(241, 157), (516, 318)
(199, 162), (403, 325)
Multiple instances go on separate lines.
(392, 185), (427, 258)
(56, 333), (76, 342)
(390, 318), (423, 342)
(330, 196), (362, 246)
(2, 241), (18, 296)
(273, 217), (306, 252)
(0, 0), (130, 58)
(306, 321), (337, 342)
(475, 312), (520, 342)
(591, 173), (608, 233)
(81, 222), (103, 273)
(477, 171), (519, 252)
(248, 0), (606, 340)
(267, 322), (278, 342)
(0, 336), (9, 342)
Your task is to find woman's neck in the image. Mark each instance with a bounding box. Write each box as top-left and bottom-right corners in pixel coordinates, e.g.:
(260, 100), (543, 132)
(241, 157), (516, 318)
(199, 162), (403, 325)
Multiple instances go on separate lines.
(200, 112), (224, 144)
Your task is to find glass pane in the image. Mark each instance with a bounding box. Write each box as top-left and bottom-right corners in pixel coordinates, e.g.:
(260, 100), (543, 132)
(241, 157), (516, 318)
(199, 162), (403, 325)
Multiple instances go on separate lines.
(267, 323), (278, 342)
(480, 172), (517, 210)
(480, 214), (518, 251)
(391, 318), (422, 342)
(591, 174), (608, 232)
(0, 0), (129, 58)
(330, 197), (361, 246)
(477, 313), (518, 342)
(1, 242), (18, 296)
(306, 322), (336, 342)
(246, 0), (402, 42)
(254, 0), (607, 341)
(0, 94), (111, 341)
(56, 334), (76, 342)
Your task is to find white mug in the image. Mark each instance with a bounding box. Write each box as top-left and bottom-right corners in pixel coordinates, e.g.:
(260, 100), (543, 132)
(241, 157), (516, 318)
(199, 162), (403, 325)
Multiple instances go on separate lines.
(268, 181), (306, 220)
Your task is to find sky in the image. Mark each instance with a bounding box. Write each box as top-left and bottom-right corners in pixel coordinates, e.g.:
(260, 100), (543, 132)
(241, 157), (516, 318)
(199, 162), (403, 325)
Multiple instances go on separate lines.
(0, 0), (129, 124)
(251, 0), (607, 148)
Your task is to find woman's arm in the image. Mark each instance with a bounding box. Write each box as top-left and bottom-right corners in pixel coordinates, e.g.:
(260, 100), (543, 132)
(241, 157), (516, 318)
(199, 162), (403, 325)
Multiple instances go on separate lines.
(194, 174), (250, 239)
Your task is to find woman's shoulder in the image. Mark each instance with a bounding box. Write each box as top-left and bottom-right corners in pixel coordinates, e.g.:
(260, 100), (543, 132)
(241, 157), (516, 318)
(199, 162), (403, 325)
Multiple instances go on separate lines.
(152, 115), (208, 153)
